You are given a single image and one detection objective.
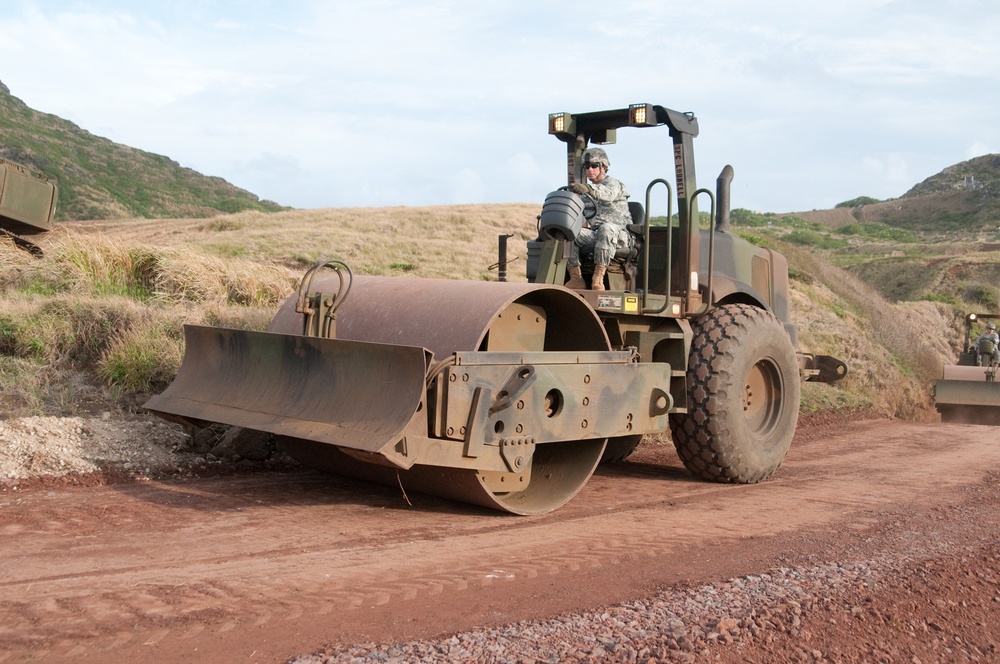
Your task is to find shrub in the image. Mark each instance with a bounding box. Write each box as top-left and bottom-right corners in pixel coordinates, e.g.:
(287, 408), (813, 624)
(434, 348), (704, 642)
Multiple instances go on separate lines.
(98, 321), (183, 392)
(835, 196), (882, 208)
(783, 230), (848, 249)
(203, 218), (246, 232)
(0, 315), (18, 355)
(731, 208), (769, 227)
(835, 222), (916, 243)
(963, 283), (999, 309)
(42, 235), (159, 299)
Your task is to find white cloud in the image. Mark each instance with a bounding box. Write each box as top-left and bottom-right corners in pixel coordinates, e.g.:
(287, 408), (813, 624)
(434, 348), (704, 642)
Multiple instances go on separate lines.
(0, 0), (998, 212)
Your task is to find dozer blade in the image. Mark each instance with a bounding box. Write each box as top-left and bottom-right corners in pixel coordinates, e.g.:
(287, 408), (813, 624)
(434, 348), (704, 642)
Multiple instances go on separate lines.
(144, 325), (430, 453)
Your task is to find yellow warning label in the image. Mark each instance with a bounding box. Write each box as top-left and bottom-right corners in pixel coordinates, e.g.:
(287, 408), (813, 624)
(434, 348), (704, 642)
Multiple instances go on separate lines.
(624, 295), (639, 313)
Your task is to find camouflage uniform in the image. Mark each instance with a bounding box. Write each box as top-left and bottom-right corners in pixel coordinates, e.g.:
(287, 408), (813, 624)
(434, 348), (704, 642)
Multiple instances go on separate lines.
(568, 174), (633, 267)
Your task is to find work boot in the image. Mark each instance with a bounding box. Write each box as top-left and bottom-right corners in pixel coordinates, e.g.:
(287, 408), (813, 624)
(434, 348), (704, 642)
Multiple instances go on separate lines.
(591, 264), (607, 291)
(565, 265), (586, 289)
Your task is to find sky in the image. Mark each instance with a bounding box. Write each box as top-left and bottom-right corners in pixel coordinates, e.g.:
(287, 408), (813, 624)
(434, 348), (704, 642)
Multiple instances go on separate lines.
(1, 0), (999, 214)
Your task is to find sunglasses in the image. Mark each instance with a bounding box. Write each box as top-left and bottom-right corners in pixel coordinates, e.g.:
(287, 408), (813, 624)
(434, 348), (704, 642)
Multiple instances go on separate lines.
(583, 163), (602, 170)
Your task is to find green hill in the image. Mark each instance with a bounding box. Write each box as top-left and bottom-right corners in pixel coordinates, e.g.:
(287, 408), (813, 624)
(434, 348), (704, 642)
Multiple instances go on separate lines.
(902, 154), (1000, 198)
(0, 80), (286, 221)
(739, 156), (1000, 310)
(792, 154), (1000, 234)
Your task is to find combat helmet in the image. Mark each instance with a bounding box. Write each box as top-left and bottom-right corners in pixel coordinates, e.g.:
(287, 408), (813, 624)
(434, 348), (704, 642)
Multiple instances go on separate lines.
(988, 321), (997, 330)
(582, 147), (610, 170)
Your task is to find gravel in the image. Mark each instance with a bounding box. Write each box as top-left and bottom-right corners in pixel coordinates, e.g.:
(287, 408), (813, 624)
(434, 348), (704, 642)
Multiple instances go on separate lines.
(289, 496), (1000, 664)
(288, 562), (882, 663)
(0, 413), (189, 481)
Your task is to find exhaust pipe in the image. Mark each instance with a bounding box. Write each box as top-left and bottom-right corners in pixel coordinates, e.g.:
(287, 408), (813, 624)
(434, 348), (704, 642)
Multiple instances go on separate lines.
(715, 164), (734, 232)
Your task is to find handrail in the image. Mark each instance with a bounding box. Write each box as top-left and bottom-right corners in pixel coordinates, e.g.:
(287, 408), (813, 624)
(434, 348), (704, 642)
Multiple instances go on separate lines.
(641, 179), (673, 314)
(689, 188), (716, 310)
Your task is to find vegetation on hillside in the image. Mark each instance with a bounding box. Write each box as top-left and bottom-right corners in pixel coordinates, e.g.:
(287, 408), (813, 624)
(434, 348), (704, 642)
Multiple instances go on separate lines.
(730, 208), (917, 249)
(903, 154), (1000, 198)
(733, 155), (1000, 313)
(0, 80), (287, 221)
(835, 196), (882, 208)
(845, 155), (1000, 233)
(0, 204), (539, 415)
(0, 200), (961, 424)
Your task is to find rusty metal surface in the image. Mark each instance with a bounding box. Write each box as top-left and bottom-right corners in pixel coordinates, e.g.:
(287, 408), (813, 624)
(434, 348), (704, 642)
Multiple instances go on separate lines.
(278, 436), (607, 516)
(269, 277), (615, 514)
(942, 365), (997, 382)
(144, 326), (429, 455)
(267, 275), (610, 356)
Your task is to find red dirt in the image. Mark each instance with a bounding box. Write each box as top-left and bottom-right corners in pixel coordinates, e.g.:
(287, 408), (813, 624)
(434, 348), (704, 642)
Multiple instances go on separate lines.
(1, 418), (999, 662)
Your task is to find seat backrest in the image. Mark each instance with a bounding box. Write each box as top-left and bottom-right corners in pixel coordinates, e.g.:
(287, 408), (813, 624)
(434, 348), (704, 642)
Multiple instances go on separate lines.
(628, 201), (645, 225)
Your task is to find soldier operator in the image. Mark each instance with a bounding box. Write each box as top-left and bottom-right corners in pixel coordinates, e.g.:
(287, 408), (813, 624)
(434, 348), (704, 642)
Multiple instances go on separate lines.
(974, 321), (1000, 366)
(564, 147), (633, 290)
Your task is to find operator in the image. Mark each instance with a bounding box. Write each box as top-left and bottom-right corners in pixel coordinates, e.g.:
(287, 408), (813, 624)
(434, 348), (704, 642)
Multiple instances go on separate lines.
(973, 321), (1000, 366)
(564, 147), (633, 291)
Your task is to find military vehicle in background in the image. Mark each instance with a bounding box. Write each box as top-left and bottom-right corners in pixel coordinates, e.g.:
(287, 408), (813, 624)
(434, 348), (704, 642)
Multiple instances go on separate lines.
(147, 103), (847, 515)
(935, 312), (1000, 425)
(0, 158), (58, 256)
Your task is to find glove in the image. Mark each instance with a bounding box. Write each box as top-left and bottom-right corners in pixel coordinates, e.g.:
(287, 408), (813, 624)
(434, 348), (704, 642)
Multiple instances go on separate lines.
(570, 182), (592, 195)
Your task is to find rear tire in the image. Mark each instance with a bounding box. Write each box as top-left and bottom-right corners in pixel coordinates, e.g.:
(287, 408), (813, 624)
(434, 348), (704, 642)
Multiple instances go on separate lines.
(669, 303), (800, 483)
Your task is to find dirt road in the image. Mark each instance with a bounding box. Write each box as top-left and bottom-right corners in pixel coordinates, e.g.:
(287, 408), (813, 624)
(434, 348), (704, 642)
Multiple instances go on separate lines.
(1, 419), (998, 662)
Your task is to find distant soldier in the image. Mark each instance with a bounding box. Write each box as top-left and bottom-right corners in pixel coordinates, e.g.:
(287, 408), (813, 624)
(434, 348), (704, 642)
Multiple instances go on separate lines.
(973, 321), (1000, 366)
(564, 147), (632, 291)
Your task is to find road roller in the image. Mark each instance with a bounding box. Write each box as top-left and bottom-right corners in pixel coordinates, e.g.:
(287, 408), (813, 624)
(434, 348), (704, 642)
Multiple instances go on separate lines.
(935, 312), (1000, 425)
(146, 103), (847, 515)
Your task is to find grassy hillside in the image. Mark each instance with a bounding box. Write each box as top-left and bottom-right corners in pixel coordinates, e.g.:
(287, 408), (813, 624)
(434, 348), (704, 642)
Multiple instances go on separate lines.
(0, 203), (957, 424)
(729, 209), (1000, 308)
(789, 154), (1000, 235)
(0, 80), (286, 221)
(728, 153), (1000, 313)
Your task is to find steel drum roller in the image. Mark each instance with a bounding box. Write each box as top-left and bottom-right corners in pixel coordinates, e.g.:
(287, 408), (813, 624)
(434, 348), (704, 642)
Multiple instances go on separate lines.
(269, 276), (613, 515)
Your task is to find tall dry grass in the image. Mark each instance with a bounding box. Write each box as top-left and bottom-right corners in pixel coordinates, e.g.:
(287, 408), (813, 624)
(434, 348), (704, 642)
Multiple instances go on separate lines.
(56, 204), (543, 281)
(0, 202), (968, 420)
(0, 232), (298, 414)
(1, 204), (544, 416)
(783, 243), (952, 419)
